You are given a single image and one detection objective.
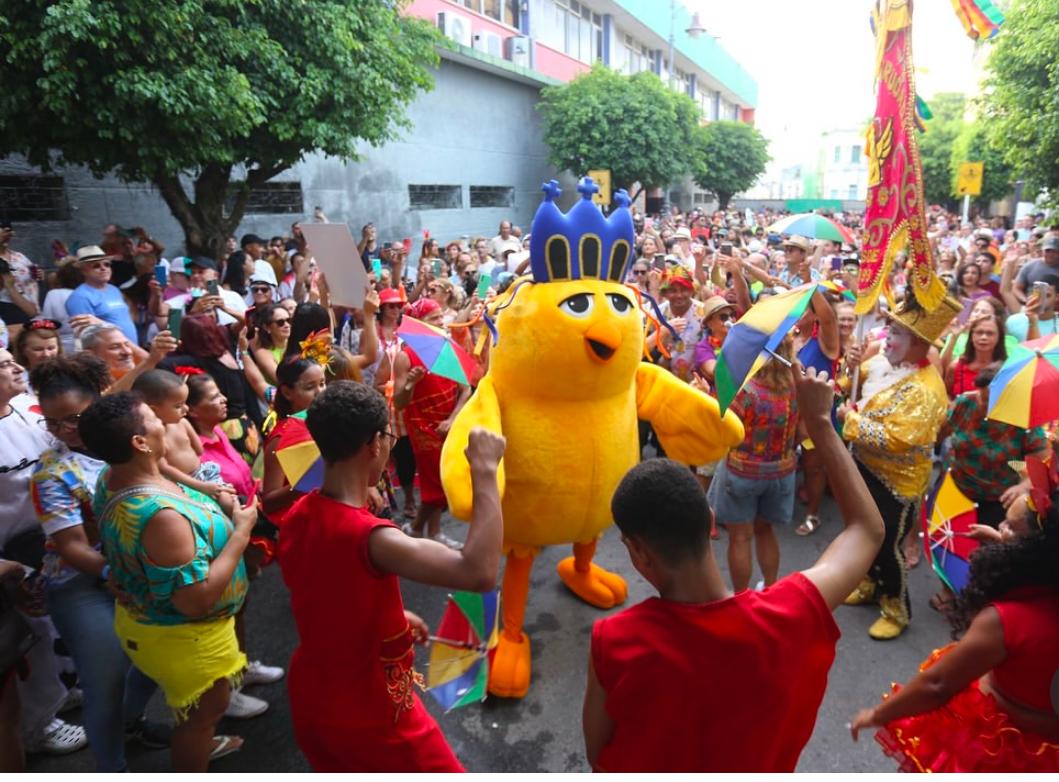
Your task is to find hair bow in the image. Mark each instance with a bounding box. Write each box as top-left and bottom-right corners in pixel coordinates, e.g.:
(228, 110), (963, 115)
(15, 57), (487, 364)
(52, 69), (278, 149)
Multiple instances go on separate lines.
(298, 329), (333, 368)
(173, 365), (205, 377)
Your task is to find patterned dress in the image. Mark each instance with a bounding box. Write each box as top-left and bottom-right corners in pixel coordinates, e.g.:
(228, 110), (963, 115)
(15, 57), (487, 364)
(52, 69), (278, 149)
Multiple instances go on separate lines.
(402, 347), (459, 507)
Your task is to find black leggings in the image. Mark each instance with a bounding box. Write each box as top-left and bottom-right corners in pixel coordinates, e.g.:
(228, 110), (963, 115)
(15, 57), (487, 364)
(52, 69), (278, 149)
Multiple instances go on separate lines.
(859, 462), (913, 617)
(392, 435), (417, 492)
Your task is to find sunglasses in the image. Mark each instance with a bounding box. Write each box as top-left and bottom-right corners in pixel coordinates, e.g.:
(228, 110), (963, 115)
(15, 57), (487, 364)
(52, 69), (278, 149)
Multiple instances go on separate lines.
(251, 285), (272, 294)
(632, 269), (648, 275)
(271, 317), (290, 326)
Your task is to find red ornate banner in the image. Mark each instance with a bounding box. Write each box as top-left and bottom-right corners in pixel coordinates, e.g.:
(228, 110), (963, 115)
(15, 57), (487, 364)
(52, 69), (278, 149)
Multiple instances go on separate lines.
(857, 1), (946, 314)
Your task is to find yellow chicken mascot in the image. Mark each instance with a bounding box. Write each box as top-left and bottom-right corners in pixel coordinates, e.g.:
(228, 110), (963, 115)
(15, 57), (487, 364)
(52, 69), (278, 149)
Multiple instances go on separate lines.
(441, 177), (744, 698)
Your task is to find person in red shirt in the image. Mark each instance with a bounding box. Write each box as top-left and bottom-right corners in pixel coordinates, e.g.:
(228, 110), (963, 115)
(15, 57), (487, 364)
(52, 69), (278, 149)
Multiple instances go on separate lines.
(583, 364), (885, 772)
(277, 381), (506, 772)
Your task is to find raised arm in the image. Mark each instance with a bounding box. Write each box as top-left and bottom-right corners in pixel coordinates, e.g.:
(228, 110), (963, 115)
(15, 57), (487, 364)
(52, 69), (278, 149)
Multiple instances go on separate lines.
(796, 364), (885, 609)
(369, 428), (505, 591)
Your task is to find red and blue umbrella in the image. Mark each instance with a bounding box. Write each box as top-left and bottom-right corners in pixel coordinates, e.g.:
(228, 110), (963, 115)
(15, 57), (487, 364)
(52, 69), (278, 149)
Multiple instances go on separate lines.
(426, 591), (500, 711)
(922, 471), (979, 594)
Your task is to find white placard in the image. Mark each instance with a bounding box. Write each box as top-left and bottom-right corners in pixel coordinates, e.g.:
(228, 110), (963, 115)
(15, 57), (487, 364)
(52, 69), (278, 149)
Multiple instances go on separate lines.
(298, 223), (367, 308)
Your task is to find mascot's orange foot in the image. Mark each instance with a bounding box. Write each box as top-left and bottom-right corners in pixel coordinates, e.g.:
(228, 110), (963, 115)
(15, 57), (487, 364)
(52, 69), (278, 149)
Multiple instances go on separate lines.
(487, 632), (531, 699)
(557, 558), (628, 609)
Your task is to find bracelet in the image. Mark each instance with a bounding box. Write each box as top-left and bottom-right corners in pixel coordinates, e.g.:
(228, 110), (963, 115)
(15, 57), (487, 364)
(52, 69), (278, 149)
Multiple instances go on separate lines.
(100, 564), (111, 582)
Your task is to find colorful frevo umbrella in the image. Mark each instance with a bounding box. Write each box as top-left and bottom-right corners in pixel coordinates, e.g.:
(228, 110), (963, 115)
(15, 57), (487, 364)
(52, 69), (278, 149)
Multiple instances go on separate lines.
(397, 317), (478, 386)
(987, 334), (1059, 429)
(816, 278), (856, 303)
(715, 283), (818, 413)
(766, 213), (855, 245)
(426, 590), (500, 712)
(922, 471), (980, 594)
(273, 410), (323, 492)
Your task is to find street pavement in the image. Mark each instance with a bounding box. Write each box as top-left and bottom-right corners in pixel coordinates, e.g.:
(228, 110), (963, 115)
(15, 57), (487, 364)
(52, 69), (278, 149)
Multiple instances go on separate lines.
(30, 489), (952, 773)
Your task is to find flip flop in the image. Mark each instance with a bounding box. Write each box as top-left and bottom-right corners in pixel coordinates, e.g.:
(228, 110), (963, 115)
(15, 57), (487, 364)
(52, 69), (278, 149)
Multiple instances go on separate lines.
(209, 735), (243, 762)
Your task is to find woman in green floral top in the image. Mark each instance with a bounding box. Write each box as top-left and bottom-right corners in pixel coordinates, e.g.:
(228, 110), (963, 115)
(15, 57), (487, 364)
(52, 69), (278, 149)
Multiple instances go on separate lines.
(79, 392), (257, 772)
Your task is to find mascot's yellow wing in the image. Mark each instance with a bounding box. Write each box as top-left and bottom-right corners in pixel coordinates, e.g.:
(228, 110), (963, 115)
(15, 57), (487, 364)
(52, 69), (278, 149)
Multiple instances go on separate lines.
(440, 374), (506, 521)
(635, 363), (745, 465)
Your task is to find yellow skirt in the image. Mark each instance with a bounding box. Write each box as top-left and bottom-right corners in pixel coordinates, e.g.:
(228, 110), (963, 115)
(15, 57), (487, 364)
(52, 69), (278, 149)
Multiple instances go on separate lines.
(114, 605), (246, 723)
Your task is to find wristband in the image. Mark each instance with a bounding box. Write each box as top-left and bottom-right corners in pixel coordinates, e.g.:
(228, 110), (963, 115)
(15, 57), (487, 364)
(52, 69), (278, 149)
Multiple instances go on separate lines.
(100, 564), (111, 582)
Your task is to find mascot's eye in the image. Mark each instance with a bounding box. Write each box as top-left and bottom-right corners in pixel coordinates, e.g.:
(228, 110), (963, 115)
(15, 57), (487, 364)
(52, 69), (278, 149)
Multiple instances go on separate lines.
(559, 293), (594, 318)
(606, 293), (633, 315)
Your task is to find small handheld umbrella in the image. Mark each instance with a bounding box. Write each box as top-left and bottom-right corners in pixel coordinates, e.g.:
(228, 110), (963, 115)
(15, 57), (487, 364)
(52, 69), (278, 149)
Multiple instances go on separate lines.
(767, 213), (855, 245)
(273, 411), (324, 492)
(922, 470), (980, 594)
(987, 335), (1059, 429)
(426, 591), (500, 712)
(397, 317), (478, 386)
(714, 283), (819, 413)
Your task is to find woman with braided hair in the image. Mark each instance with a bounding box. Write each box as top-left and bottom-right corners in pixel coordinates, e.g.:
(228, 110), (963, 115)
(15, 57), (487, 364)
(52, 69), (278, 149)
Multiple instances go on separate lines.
(850, 487), (1059, 771)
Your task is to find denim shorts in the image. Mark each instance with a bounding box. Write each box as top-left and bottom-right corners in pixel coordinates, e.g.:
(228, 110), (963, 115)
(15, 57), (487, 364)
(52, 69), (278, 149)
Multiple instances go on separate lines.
(706, 460), (796, 526)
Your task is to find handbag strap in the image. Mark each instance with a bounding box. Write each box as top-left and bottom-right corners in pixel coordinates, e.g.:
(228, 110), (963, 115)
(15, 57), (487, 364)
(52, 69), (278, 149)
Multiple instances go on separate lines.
(99, 483), (219, 527)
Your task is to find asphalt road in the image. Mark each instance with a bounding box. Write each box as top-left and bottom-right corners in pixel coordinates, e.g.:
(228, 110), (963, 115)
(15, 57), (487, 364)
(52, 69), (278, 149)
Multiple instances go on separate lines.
(30, 490), (952, 773)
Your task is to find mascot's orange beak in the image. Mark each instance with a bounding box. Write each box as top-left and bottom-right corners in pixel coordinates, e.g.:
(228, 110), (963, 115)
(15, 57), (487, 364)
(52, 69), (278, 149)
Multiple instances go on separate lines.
(584, 321), (622, 363)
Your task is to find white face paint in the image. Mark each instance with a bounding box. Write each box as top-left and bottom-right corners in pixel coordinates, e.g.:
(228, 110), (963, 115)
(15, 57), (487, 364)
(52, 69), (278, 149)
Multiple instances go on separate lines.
(883, 323), (914, 366)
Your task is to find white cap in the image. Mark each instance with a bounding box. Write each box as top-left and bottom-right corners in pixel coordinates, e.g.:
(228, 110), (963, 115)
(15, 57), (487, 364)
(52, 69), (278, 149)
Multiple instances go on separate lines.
(747, 239), (764, 253)
(250, 260), (278, 287)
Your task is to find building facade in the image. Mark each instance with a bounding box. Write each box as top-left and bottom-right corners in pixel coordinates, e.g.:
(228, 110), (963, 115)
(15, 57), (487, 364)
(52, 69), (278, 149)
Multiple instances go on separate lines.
(2, 0), (757, 264)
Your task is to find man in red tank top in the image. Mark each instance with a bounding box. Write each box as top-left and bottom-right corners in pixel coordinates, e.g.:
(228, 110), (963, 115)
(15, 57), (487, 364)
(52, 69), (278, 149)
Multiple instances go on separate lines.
(582, 364), (885, 772)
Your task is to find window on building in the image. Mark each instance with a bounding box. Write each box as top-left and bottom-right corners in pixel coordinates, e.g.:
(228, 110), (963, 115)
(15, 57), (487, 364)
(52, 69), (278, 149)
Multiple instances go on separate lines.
(851, 145), (862, 164)
(456, 0), (519, 27)
(470, 186), (515, 209)
(833, 146), (841, 163)
(408, 185), (462, 210)
(848, 184), (859, 199)
(0, 175), (69, 221)
(225, 181), (303, 215)
(554, 0), (603, 64)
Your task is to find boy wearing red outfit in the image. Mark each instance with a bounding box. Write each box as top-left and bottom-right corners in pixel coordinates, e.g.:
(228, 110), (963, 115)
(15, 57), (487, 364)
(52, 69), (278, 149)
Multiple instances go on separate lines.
(278, 381), (505, 772)
(583, 365), (885, 772)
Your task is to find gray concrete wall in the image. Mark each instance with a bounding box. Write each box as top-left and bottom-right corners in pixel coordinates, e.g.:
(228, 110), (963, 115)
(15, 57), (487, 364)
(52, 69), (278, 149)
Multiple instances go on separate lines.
(2, 58), (563, 266)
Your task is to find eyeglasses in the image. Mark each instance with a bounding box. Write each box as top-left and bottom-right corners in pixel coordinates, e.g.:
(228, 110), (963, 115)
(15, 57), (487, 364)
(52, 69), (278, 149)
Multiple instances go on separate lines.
(271, 318), (290, 326)
(380, 430), (399, 445)
(40, 413), (81, 432)
(251, 286), (272, 294)
(89, 261), (112, 270)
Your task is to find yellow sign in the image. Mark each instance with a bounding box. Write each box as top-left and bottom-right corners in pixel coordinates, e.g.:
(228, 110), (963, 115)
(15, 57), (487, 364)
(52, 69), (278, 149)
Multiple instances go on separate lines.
(587, 169), (611, 206)
(956, 161), (984, 197)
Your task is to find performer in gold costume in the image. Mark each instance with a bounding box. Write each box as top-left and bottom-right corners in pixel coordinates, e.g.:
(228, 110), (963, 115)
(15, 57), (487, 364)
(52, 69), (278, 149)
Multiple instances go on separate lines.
(841, 294), (960, 640)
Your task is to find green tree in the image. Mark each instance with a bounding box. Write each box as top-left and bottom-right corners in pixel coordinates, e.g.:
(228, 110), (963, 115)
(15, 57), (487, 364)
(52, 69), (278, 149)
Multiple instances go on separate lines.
(918, 92), (966, 208)
(0, 0), (440, 257)
(950, 119), (1014, 208)
(538, 64), (700, 201)
(689, 120), (769, 209)
(982, 0), (1059, 208)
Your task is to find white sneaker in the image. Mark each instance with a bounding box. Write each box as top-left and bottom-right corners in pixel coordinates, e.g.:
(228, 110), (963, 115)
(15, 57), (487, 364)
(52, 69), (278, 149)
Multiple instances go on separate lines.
(58, 686), (84, 714)
(224, 689), (269, 719)
(754, 580), (765, 592)
(26, 718), (88, 755)
(430, 532), (463, 551)
(243, 659), (285, 686)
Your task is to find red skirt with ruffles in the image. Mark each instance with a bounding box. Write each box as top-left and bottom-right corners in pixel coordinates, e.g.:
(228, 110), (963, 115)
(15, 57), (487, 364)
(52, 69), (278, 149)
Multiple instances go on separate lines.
(876, 646), (1059, 772)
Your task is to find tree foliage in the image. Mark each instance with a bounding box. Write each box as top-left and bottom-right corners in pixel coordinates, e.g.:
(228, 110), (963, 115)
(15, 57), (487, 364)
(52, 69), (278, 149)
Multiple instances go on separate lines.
(0, 0), (440, 256)
(981, 0), (1059, 208)
(690, 120), (769, 209)
(950, 118), (1013, 208)
(538, 64), (700, 200)
(918, 92), (965, 209)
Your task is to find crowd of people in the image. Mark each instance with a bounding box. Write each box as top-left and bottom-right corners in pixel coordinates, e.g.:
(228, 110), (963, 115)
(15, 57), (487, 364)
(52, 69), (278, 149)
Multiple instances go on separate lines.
(0, 199), (1056, 772)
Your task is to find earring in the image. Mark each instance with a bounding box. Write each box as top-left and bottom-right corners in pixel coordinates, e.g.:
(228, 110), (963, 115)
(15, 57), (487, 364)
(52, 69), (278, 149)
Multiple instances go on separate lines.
(140, 446), (152, 455)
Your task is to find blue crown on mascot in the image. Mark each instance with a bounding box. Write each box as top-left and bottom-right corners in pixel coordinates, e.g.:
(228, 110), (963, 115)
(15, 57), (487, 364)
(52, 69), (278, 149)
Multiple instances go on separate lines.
(529, 176), (635, 284)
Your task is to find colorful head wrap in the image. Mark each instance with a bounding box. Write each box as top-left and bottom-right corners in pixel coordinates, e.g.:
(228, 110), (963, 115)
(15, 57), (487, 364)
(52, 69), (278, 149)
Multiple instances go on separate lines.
(662, 266), (695, 291)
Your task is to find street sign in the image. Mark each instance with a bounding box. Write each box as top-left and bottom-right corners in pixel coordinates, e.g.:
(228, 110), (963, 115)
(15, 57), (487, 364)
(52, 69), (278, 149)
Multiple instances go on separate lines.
(956, 161), (984, 196)
(587, 169), (611, 206)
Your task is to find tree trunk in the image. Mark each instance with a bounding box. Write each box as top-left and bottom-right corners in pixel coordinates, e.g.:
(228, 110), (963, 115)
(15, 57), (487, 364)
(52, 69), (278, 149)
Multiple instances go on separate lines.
(153, 164), (286, 262)
(718, 192), (733, 210)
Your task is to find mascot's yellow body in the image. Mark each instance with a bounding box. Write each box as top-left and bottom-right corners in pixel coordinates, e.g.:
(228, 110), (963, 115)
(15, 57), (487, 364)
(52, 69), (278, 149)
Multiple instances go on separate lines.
(440, 179), (744, 698)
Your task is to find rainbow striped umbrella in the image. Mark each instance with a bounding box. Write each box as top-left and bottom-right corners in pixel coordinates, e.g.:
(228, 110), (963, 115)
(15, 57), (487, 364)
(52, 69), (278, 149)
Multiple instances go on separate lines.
(397, 317), (478, 386)
(950, 0), (1004, 40)
(715, 283), (818, 413)
(426, 591), (500, 711)
(767, 213), (855, 245)
(987, 335), (1059, 429)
